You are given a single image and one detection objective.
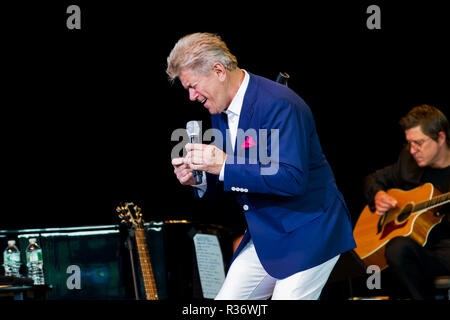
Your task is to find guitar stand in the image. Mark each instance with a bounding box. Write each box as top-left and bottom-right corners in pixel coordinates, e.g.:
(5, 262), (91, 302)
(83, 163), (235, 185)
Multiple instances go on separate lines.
(124, 227), (141, 300)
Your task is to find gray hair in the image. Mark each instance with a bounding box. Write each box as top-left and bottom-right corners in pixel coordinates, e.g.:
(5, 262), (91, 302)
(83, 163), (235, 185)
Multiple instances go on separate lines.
(166, 32), (238, 81)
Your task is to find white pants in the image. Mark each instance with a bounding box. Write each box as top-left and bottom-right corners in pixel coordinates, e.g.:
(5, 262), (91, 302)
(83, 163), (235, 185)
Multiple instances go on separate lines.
(215, 240), (339, 300)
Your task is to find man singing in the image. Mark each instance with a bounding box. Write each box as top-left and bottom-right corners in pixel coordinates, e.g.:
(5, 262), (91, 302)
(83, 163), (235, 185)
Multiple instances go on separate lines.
(167, 32), (355, 299)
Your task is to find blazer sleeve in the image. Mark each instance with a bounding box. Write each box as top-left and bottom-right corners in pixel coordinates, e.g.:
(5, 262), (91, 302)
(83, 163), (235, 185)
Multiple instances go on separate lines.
(223, 100), (312, 197)
(193, 172), (226, 200)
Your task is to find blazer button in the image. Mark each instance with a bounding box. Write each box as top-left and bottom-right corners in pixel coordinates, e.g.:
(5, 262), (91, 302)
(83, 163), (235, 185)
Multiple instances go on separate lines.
(231, 187), (236, 191)
(243, 205), (249, 211)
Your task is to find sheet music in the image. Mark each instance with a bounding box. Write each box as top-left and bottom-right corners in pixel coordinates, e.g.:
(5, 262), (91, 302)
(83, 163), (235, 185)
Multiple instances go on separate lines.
(193, 233), (226, 299)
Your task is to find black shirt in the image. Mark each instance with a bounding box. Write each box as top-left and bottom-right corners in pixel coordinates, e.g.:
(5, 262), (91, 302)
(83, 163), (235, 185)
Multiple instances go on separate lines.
(421, 165), (450, 195)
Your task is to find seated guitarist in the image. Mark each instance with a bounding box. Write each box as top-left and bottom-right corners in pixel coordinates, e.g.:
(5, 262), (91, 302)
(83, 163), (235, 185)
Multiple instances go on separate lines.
(363, 104), (450, 300)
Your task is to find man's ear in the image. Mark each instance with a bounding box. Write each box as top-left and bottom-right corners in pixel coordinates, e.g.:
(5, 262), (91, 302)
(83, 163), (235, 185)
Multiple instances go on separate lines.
(437, 131), (447, 146)
(211, 62), (227, 81)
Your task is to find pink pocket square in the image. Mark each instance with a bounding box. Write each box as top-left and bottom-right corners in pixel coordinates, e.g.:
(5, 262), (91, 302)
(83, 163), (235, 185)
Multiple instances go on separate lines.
(241, 136), (257, 149)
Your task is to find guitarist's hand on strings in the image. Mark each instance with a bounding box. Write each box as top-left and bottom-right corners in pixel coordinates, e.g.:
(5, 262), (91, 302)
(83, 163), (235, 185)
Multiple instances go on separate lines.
(374, 190), (398, 216)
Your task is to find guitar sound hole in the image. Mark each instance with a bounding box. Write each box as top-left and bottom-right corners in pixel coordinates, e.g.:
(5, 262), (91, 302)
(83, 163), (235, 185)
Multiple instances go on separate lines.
(397, 203), (414, 223)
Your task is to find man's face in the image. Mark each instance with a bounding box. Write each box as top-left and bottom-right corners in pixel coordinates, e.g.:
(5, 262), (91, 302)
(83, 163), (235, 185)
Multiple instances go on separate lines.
(179, 68), (228, 115)
(405, 125), (440, 167)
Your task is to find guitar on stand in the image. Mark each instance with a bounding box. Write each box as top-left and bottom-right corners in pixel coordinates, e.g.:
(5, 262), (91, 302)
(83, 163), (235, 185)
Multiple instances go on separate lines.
(116, 202), (159, 300)
(353, 183), (450, 270)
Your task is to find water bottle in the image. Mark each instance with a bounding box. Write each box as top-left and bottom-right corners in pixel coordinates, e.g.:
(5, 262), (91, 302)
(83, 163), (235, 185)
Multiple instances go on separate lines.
(3, 240), (21, 277)
(26, 238), (45, 285)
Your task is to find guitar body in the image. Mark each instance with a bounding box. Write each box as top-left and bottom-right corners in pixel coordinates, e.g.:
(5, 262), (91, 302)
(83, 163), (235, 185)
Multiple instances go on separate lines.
(354, 183), (445, 270)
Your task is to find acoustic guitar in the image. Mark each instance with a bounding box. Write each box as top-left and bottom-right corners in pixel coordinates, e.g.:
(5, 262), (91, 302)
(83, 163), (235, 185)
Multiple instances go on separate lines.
(353, 183), (450, 270)
(117, 202), (159, 300)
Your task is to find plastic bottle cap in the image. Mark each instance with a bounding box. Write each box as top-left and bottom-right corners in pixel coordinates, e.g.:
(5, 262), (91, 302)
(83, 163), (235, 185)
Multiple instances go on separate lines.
(7, 240), (16, 246)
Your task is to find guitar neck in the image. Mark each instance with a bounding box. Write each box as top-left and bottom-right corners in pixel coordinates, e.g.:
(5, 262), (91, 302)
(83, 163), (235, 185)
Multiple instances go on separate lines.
(135, 228), (158, 300)
(414, 192), (450, 213)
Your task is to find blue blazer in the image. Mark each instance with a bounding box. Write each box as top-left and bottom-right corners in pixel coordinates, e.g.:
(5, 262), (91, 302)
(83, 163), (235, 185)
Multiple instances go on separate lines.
(202, 72), (355, 279)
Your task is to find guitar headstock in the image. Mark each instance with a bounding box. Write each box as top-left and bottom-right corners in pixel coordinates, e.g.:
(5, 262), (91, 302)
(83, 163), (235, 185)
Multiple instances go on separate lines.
(116, 202), (145, 229)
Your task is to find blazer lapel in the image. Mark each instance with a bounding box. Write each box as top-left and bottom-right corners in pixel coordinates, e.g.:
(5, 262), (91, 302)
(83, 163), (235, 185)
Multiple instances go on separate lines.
(219, 112), (232, 154)
(213, 72), (258, 155)
(237, 72), (257, 132)
(235, 72), (257, 155)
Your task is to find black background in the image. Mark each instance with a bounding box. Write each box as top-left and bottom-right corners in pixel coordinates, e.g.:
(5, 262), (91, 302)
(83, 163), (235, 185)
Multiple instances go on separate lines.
(2, 1), (449, 232)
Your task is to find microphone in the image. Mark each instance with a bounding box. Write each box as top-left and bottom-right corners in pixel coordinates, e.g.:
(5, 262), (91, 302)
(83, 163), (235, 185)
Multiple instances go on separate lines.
(186, 121), (203, 185)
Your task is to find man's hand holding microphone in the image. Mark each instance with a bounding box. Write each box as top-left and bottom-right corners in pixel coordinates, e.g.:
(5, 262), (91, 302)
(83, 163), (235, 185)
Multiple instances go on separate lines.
(172, 121), (227, 186)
